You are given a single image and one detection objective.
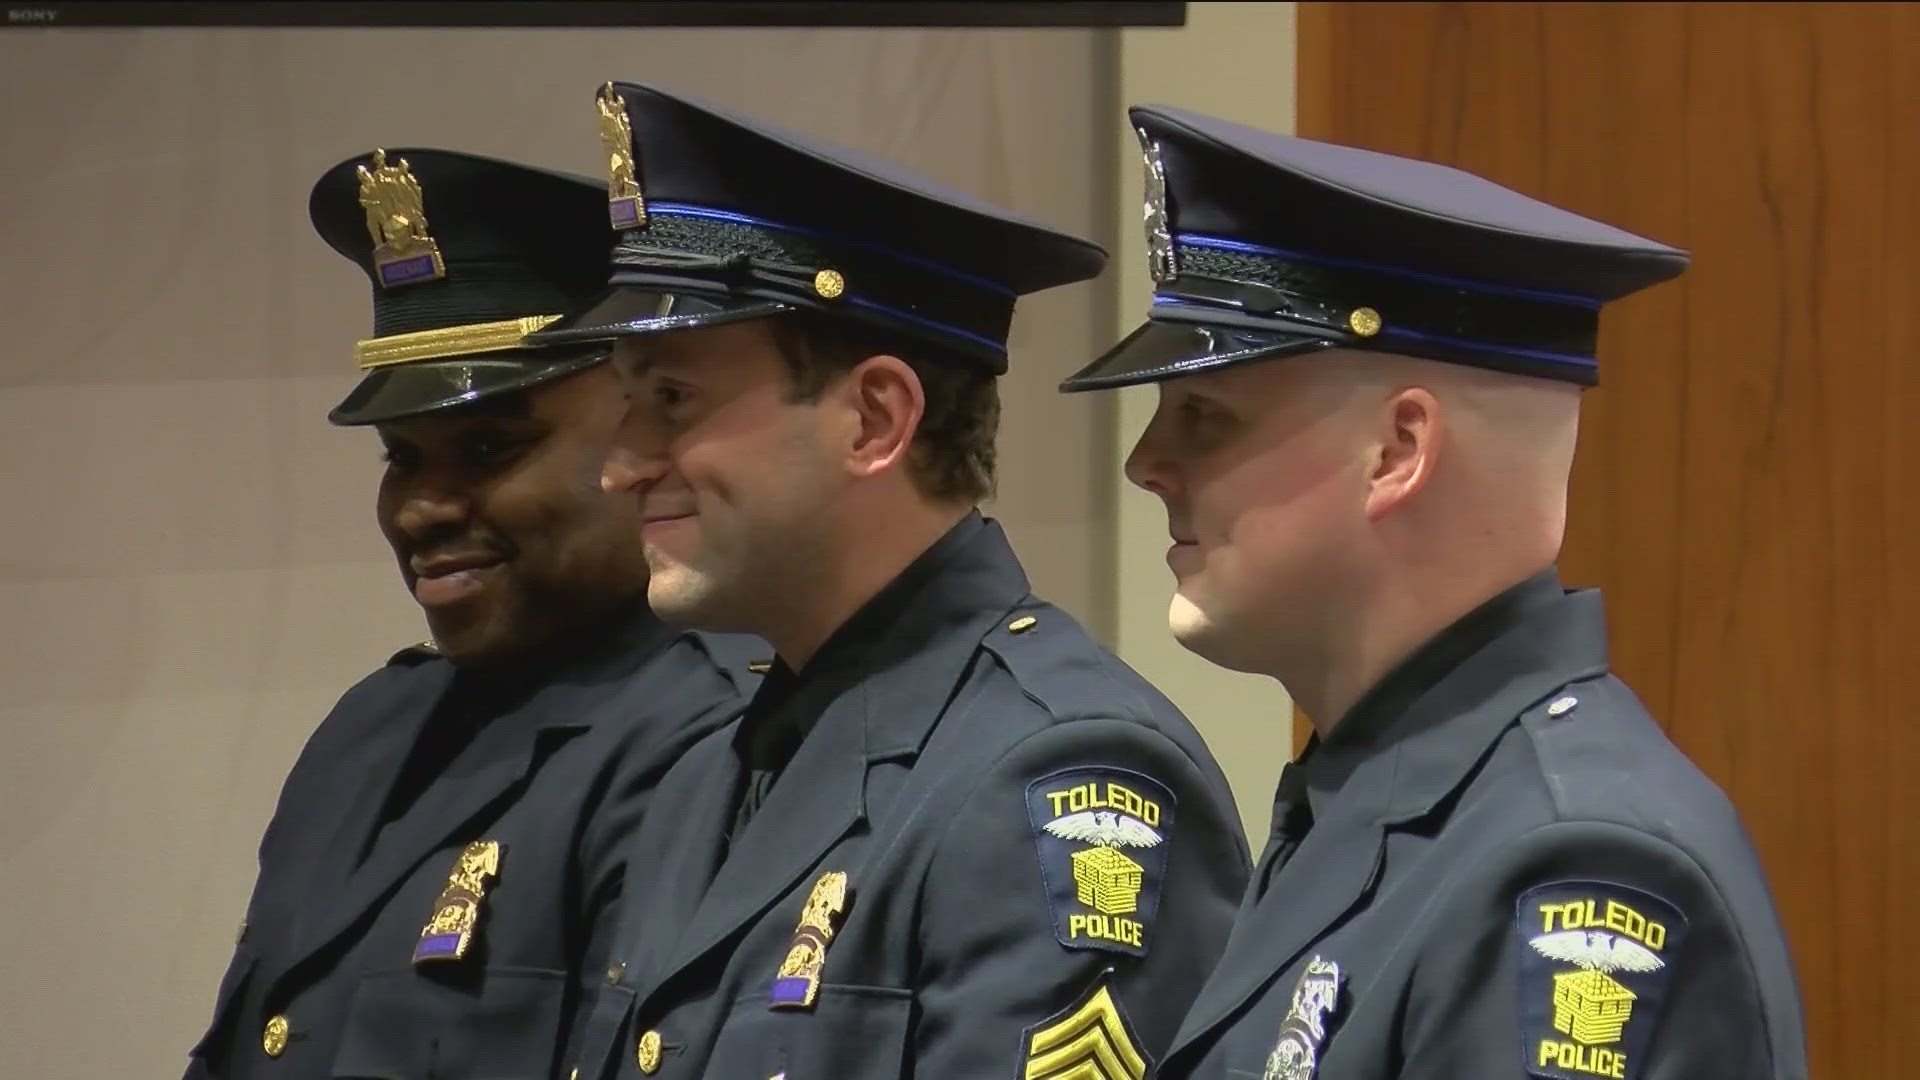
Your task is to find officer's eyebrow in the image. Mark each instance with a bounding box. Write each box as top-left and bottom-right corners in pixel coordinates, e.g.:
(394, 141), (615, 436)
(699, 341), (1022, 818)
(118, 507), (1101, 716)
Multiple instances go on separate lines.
(611, 339), (656, 380)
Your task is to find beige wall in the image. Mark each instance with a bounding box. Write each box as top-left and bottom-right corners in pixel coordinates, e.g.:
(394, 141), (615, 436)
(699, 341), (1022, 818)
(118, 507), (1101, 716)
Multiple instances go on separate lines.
(0, 10), (1301, 1073)
(1110, 2), (1298, 843)
(0, 28), (1114, 1077)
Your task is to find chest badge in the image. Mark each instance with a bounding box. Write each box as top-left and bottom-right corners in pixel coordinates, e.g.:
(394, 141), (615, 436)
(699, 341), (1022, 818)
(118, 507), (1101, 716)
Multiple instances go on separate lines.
(1263, 955), (1343, 1080)
(769, 870), (851, 1010)
(412, 840), (502, 964)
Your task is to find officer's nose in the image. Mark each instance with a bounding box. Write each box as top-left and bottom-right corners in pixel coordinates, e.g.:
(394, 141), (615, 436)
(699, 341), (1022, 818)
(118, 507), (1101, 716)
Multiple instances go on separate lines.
(603, 434), (667, 494)
(1124, 414), (1182, 502)
(603, 404), (673, 496)
(388, 477), (473, 541)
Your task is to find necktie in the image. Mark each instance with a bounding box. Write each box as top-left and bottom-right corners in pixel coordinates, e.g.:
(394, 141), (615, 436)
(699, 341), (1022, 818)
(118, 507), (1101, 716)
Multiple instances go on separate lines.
(1255, 761), (1315, 900)
(730, 708), (803, 840)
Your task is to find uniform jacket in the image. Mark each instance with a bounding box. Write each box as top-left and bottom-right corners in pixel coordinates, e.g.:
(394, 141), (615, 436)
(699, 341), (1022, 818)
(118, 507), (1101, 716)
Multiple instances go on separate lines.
(565, 514), (1252, 1080)
(185, 605), (762, 1080)
(1160, 572), (1806, 1080)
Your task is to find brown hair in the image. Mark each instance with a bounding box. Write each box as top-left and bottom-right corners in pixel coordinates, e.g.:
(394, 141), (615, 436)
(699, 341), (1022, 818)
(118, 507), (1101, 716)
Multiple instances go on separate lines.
(769, 316), (998, 505)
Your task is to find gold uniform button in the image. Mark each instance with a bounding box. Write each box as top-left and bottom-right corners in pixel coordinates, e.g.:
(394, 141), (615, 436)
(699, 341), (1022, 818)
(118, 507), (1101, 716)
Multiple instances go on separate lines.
(1008, 615), (1038, 634)
(812, 268), (846, 299)
(604, 961), (625, 985)
(262, 1014), (290, 1058)
(637, 1029), (663, 1074)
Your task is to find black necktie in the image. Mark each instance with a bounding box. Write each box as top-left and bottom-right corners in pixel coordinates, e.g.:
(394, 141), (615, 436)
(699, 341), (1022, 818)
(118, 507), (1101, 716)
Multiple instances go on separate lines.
(730, 706), (803, 840)
(1256, 761), (1314, 900)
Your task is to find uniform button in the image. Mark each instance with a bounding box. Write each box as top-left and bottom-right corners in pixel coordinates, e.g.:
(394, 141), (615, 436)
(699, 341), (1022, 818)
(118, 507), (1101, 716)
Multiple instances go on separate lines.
(1546, 695), (1579, 718)
(604, 961), (625, 985)
(636, 1029), (663, 1074)
(1008, 615), (1038, 634)
(262, 1014), (290, 1058)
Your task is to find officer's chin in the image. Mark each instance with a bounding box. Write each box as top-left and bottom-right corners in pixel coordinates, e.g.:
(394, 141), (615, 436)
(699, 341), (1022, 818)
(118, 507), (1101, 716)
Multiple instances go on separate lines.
(1168, 590), (1262, 676)
(421, 598), (517, 668)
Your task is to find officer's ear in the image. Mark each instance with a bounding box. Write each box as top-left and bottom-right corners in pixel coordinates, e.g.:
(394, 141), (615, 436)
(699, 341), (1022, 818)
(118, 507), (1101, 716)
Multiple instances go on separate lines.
(841, 352), (925, 481)
(1364, 385), (1441, 522)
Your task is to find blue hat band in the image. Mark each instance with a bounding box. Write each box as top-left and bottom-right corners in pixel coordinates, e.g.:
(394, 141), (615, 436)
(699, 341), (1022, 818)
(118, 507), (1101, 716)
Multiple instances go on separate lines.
(1161, 240), (1602, 370)
(610, 204), (1016, 361)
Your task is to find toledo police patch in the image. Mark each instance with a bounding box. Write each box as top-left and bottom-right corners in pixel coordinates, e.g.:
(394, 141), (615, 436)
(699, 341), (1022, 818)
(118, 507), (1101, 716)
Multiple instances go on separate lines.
(1026, 767), (1176, 957)
(1515, 881), (1688, 1080)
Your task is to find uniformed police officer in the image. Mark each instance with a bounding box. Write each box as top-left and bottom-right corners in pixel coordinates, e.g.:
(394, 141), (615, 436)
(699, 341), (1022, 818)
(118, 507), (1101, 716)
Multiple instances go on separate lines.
(523, 83), (1251, 1080)
(1059, 107), (1808, 1080)
(182, 149), (761, 1080)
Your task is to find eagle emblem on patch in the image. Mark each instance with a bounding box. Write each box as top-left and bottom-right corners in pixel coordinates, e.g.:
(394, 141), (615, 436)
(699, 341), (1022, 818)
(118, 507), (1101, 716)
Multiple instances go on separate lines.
(1515, 881), (1688, 1080)
(1026, 768), (1175, 957)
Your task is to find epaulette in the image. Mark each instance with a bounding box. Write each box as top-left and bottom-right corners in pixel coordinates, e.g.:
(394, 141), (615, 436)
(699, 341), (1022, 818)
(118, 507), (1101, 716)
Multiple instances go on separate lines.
(980, 604), (1143, 723)
(387, 639), (442, 666)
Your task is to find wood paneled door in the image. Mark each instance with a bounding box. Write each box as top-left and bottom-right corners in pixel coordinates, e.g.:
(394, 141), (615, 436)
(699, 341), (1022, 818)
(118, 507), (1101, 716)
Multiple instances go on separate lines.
(1297, 3), (1918, 1075)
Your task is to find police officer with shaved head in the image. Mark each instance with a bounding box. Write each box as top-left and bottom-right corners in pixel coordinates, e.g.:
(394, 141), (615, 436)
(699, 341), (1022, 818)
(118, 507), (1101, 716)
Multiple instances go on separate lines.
(183, 148), (760, 1080)
(1060, 106), (1807, 1080)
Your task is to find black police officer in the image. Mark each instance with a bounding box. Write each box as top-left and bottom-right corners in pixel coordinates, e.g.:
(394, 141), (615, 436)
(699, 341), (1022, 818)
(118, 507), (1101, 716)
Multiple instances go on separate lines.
(181, 148), (762, 1080)
(528, 82), (1251, 1080)
(1058, 105), (1808, 1080)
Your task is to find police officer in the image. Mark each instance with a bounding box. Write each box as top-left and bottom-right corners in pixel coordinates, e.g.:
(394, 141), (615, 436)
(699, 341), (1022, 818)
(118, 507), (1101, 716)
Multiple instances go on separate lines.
(526, 83), (1251, 1080)
(182, 149), (761, 1080)
(1058, 106), (1808, 1080)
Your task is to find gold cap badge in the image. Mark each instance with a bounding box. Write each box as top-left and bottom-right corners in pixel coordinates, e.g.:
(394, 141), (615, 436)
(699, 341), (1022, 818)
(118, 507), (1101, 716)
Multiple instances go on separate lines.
(356, 149), (446, 288)
(598, 83), (646, 230)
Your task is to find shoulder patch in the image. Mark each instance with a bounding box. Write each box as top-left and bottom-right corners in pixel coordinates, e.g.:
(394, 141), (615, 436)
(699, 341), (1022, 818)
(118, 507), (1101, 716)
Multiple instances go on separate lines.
(1516, 880), (1689, 1080)
(1026, 767), (1176, 958)
(1020, 974), (1150, 1080)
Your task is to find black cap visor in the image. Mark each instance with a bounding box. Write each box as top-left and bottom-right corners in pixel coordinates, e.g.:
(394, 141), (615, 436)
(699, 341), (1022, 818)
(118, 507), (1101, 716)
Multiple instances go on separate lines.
(1059, 317), (1339, 393)
(525, 285), (792, 348)
(328, 346), (611, 427)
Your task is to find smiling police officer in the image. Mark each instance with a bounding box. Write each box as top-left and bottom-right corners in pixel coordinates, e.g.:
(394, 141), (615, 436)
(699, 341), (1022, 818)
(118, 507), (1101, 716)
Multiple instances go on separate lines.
(531, 82), (1251, 1080)
(182, 148), (761, 1080)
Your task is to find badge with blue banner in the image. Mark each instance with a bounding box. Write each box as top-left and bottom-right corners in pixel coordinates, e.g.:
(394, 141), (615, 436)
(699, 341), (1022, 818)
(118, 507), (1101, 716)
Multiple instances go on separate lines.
(769, 871), (850, 1010)
(1026, 767), (1176, 957)
(1515, 880), (1688, 1080)
(413, 840), (501, 964)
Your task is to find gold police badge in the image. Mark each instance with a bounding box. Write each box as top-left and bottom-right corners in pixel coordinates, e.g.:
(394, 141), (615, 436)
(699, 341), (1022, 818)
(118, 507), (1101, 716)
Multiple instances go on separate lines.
(769, 870), (850, 1009)
(598, 82), (646, 230)
(356, 149), (445, 288)
(413, 839), (501, 964)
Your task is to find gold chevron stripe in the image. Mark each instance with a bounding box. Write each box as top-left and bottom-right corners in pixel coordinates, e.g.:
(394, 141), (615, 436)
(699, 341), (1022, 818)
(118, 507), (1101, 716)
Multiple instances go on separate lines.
(354, 314), (565, 370)
(1023, 984), (1148, 1080)
(1041, 1062), (1110, 1080)
(1027, 1024), (1140, 1080)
